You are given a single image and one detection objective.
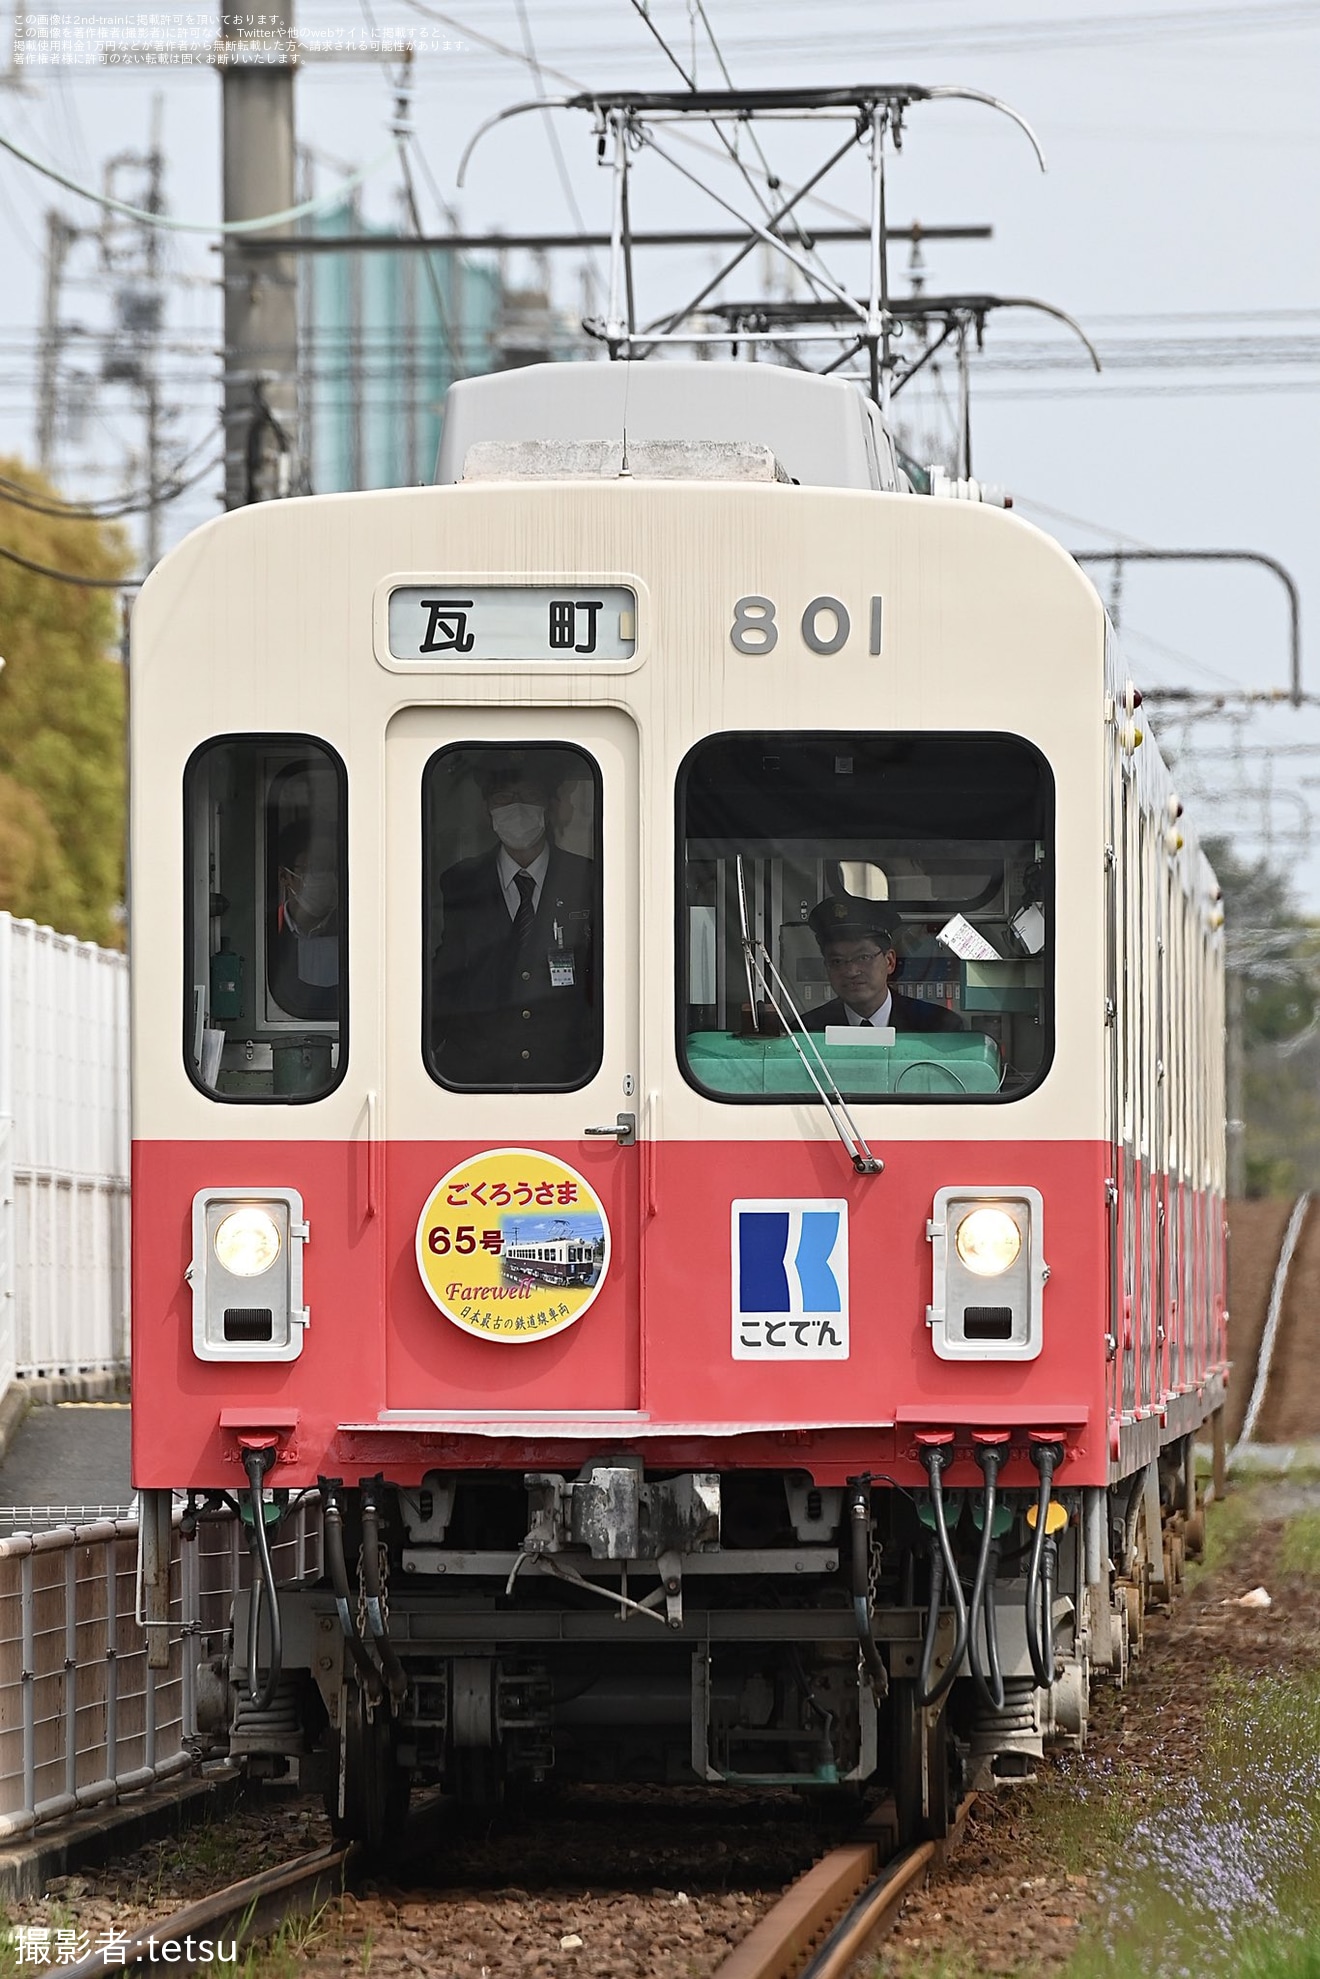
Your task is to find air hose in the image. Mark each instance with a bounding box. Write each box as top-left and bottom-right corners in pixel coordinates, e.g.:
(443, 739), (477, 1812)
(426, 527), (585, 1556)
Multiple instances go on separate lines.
(848, 1483), (890, 1697)
(1025, 1438), (1064, 1688)
(968, 1439), (1007, 1711)
(241, 1443), (282, 1712)
(917, 1441), (968, 1707)
(322, 1484), (384, 1705)
(360, 1487), (409, 1703)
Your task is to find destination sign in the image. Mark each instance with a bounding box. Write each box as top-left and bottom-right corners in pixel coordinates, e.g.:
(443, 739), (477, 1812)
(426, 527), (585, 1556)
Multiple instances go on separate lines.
(387, 584), (637, 663)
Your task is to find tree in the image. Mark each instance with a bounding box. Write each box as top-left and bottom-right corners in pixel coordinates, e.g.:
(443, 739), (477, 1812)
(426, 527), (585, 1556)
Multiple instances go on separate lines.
(0, 460), (131, 947)
(1206, 836), (1320, 1196)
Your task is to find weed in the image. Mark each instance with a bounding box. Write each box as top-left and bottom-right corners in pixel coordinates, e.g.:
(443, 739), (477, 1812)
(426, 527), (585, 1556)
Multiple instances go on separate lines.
(1056, 1669), (1320, 1976)
(1190, 1484), (1263, 1584)
(1279, 1511), (1320, 1579)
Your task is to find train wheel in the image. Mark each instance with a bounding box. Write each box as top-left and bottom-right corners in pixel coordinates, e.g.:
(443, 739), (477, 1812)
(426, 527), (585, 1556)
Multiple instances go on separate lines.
(328, 1689), (410, 1849)
(891, 1680), (951, 1846)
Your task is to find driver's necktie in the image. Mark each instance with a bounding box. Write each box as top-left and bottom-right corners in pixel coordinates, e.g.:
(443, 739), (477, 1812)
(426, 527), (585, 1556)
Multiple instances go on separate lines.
(512, 870), (537, 958)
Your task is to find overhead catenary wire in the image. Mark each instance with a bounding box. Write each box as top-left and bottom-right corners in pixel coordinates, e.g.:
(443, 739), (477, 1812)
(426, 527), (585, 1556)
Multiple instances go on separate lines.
(0, 127), (398, 234)
(513, 0), (602, 311)
(618, 0), (843, 309)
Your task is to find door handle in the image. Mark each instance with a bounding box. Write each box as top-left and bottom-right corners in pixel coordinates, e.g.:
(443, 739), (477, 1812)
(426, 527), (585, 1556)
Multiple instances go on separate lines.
(584, 1112), (636, 1145)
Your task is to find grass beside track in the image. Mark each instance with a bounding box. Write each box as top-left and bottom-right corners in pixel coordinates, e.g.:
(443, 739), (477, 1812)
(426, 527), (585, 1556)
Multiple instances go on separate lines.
(874, 1480), (1320, 1979)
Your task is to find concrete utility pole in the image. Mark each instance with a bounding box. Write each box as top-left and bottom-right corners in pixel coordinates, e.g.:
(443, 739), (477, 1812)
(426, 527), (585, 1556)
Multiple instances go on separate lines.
(221, 0), (300, 507)
(36, 210), (77, 471)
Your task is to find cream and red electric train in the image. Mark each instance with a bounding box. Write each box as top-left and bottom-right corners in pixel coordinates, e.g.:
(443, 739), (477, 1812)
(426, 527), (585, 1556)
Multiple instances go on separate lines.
(130, 361), (1226, 1842)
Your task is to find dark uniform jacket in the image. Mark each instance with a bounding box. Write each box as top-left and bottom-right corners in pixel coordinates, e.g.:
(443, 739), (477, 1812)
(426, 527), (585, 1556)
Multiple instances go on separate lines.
(804, 990), (963, 1034)
(431, 844), (595, 1086)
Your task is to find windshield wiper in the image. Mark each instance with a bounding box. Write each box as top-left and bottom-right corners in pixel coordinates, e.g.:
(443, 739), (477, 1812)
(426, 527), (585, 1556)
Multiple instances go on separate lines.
(735, 857), (883, 1177)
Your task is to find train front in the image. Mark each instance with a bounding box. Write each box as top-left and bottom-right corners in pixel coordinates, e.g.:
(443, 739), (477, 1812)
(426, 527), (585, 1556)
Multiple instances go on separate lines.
(129, 362), (1221, 1839)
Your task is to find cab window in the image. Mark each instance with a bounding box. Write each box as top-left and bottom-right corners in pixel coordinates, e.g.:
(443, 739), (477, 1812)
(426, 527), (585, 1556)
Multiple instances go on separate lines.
(183, 736), (347, 1101)
(423, 743), (602, 1091)
(679, 732), (1052, 1102)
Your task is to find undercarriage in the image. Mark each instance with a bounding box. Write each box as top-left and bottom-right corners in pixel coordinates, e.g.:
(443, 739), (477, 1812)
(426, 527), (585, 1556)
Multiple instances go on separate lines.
(179, 1437), (1203, 1848)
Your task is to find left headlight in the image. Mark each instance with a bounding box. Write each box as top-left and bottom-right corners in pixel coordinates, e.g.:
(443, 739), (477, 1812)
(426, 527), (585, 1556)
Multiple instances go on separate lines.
(214, 1206), (282, 1277)
(954, 1206), (1022, 1278)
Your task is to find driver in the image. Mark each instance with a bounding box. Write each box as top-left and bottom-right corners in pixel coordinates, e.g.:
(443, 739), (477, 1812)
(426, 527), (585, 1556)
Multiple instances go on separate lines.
(804, 896), (961, 1033)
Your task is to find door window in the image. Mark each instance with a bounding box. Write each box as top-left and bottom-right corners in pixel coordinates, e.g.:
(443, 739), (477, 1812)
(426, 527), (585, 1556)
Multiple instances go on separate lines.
(423, 743), (602, 1091)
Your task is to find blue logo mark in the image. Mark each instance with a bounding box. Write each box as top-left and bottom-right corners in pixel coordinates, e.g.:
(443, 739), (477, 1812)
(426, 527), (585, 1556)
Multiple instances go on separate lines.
(732, 1200), (849, 1360)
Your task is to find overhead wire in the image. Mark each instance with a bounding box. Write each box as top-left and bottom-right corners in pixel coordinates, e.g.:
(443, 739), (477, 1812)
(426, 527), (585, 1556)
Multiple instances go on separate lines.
(0, 448), (223, 522)
(399, 0), (872, 230)
(513, 0), (602, 312)
(0, 127), (399, 234)
(619, 0), (844, 310)
(0, 540), (138, 587)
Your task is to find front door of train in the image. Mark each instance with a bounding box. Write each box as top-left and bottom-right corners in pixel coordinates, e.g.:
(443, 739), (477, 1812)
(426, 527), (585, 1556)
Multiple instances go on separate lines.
(383, 706), (641, 1413)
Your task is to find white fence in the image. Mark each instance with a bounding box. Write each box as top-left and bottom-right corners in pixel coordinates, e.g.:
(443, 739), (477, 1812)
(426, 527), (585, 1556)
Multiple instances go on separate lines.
(0, 915), (129, 1386)
(0, 1503), (322, 1839)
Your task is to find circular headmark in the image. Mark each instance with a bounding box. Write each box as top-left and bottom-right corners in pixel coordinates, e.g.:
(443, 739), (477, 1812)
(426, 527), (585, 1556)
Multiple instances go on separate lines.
(415, 1147), (611, 1344)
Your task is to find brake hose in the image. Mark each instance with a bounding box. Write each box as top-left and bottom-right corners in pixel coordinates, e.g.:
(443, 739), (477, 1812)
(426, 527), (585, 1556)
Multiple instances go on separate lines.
(968, 1441), (1006, 1711)
(242, 1444), (282, 1712)
(360, 1488), (409, 1703)
(322, 1486), (384, 1705)
(917, 1443), (968, 1707)
(1025, 1440), (1063, 1688)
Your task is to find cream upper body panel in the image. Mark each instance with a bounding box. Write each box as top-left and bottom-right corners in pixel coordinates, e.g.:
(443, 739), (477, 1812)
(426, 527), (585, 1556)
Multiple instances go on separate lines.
(132, 478), (1111, 1144)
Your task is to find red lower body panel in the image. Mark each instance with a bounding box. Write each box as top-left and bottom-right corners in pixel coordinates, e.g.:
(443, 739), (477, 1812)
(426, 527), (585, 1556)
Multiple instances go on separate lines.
(131, 1136), (1221, 1492)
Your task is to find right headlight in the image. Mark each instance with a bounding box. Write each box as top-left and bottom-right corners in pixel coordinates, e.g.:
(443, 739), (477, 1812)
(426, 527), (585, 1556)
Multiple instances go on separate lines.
(954, 1206), (1022, 1278)
(214, 1206), (282, 1277)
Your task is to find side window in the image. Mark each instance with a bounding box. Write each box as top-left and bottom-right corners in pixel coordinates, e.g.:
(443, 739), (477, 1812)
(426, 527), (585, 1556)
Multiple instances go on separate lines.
(423, 744), (602, 1092)
(184, 736), (347, 1102)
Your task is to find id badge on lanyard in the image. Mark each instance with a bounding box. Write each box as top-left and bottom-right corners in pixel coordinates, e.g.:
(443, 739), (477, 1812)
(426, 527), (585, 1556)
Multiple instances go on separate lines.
(548, 916), (575, 988)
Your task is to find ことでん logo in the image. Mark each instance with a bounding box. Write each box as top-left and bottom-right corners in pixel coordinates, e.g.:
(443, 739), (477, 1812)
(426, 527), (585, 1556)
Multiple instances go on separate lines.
(731, 1199), (849, 1360)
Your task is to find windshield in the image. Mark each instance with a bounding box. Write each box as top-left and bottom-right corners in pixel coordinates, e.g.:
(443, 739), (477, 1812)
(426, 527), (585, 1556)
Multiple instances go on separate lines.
(679, 732), (1053, 1103)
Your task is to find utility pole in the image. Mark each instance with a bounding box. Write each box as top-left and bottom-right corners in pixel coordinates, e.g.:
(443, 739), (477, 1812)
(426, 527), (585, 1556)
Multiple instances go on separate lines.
(36, 210), (77, 471)
(221, 1), (300, 507)
(100, 101), (168, 566)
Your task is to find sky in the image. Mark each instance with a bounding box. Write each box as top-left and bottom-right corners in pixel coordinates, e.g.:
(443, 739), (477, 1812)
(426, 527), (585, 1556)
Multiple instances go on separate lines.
(0, 1), (1318, 896)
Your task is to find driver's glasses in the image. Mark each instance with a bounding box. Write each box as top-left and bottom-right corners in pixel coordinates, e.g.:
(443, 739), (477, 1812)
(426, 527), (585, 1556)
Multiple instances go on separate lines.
(824, 948), (887, 976)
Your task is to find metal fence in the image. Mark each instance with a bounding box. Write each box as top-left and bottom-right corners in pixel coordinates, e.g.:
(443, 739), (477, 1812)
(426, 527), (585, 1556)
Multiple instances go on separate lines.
(0, 914), (130, 1386)
(0, 1500), (322, 1839)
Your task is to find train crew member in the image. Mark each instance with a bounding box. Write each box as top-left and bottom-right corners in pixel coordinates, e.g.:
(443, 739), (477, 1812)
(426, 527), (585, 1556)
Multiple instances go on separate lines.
(431, 754), (594, 1086)
(270, 827), (340, 1022)
(804, 895), (962, 1033)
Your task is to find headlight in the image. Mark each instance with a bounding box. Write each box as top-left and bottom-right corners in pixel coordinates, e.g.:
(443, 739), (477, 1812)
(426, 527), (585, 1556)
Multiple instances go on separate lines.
(214, 1206), (282, 1277)
(954, 1206), (1022, 1278)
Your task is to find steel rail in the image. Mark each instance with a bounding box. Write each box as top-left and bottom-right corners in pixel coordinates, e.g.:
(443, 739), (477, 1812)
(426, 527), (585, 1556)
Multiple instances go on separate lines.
(64, 1843), (356, 1978)
(714, 1797), (973, 1979)
(1235, 1193), (1312, 1453)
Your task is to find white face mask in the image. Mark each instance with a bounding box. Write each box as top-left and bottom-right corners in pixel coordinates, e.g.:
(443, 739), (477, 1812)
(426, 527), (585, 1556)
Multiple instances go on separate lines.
(490, 802), (546, 851)
(291, 872), (337, 919)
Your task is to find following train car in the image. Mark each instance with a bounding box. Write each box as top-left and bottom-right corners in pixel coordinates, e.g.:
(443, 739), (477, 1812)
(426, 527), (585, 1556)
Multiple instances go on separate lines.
(130, 359), (1227, 1844)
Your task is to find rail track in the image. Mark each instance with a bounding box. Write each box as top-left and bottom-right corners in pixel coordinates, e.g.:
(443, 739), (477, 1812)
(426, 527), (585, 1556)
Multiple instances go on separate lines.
(65, 1842), (356, 1978)
(711, 1798), (973, 1979)
(59, 1791), (970, 1979)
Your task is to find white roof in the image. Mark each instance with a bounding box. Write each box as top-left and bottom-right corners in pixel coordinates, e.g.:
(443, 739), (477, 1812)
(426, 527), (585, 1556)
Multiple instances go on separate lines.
(435, 361), (905, 492)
